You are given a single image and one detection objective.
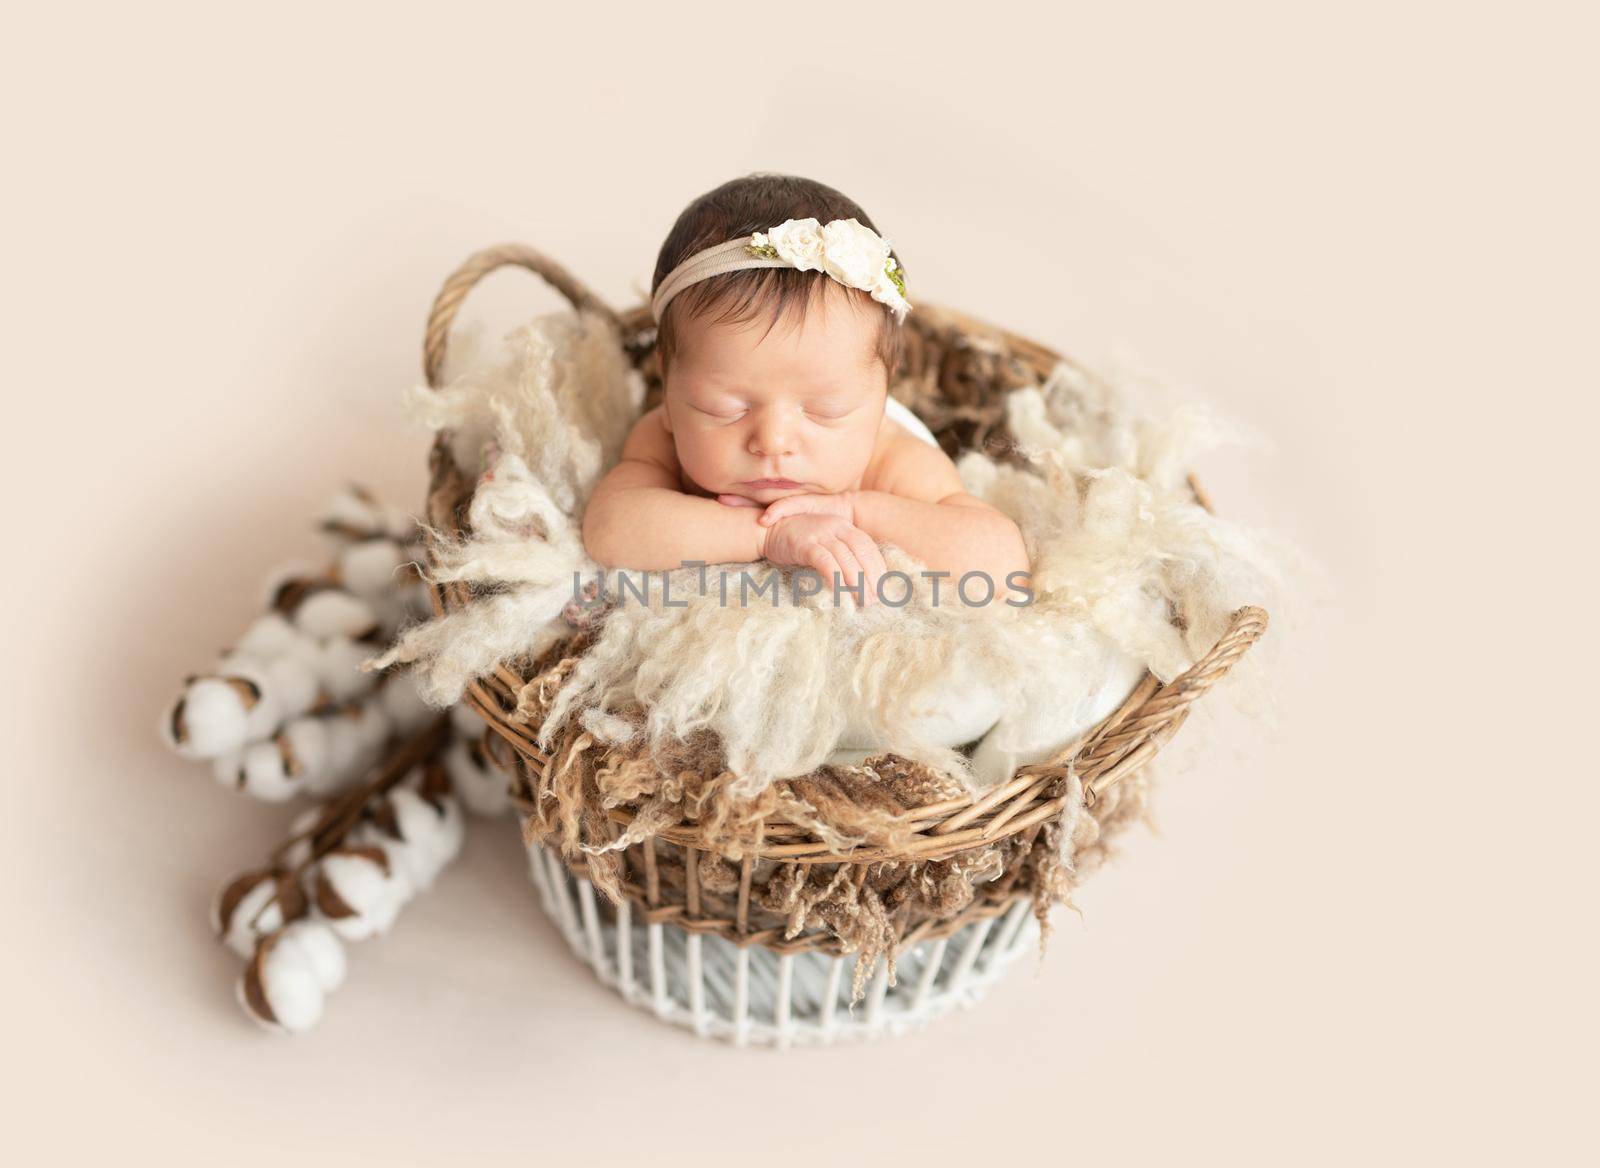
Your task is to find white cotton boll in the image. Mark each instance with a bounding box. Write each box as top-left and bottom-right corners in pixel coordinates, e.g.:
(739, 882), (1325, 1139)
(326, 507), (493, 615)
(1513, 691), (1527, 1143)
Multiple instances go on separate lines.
(350, 767), (466, 891)
(412, 762), (467, 855)
(274, 622), (329, 673)
(318, 484), (387, 540)
(163, 678), (252, 760)
(312, 846), (410, 940)
(276, 921), (346, 994)
(310, 637), (378, 703)
(318, 485), (414, 543)
(323, 700), (385, 790)
(373, 787), (460, 891)
(236, 739), (303, 801)
(211, 739), (300, 802)
(378, 671), (437, 734)
(236, 650), (319, 721)
(235, 612), (302, 659)
(311, 715), (360, 793)
(310, 710), (383, 795)
(260, 559), (324, 611)
(238, 930), (325, 1035)
(293, 589), (381, 642)
(431, 795), (466, 867)
(277, 716), (330, 788)
(356, 787), (441, 889)
(344, 818), (394, 855)
(336, 538), (405, 598)
(270, 653), (320, 720)
(306, 709), (383, 795)
(215, 653), (286, 742)
(374, 835), (442, 894)
(211, 747), (244, 792)
(443, 737), (508, 817)
(212, 870), (295, 959)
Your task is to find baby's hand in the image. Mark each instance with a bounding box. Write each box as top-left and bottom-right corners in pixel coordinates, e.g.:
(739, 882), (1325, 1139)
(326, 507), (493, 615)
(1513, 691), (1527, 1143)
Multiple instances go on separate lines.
(761, 512), (886, 608)
(757, 490), (856, 527)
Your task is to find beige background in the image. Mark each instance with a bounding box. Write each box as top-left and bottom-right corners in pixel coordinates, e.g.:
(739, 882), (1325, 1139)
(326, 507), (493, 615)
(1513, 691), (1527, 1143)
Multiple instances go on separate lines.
(3, 2), (1592, 1164)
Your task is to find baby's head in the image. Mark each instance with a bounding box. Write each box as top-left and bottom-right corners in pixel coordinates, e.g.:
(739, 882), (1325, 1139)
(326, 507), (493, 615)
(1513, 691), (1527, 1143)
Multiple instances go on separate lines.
(650, 173), (906, 503)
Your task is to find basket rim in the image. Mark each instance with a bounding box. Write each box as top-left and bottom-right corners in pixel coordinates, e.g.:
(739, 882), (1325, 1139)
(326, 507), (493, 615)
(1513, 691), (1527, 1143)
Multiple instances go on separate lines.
(415, 242), (1270, 864)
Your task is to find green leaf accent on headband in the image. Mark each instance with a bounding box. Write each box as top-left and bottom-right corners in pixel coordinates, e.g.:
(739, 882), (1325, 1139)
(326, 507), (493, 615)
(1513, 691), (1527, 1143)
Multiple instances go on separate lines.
(745, 243), (781, 260)
(884, 260), (907, 299)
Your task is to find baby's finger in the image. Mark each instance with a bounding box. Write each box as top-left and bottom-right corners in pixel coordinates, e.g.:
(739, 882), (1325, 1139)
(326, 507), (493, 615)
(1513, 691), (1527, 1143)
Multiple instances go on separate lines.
(805, 547), (843, 597)
(827, 539), (870, 610)
(839, 527), (886, 605)
(758, 497), (803, 525)
(716, 493), (762, 509)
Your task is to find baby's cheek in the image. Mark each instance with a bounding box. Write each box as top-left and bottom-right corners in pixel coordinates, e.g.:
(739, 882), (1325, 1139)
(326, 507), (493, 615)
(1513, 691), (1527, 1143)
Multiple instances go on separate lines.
(673, 440), (717, 483)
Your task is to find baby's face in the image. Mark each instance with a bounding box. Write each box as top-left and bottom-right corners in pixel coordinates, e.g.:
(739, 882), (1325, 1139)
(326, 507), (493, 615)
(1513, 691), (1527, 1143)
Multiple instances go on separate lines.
(662, 284), (888, 503)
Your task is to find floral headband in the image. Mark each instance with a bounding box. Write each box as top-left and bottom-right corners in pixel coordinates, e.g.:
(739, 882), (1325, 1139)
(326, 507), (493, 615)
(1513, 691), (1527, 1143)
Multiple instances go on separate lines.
(650, 217), (911, 325)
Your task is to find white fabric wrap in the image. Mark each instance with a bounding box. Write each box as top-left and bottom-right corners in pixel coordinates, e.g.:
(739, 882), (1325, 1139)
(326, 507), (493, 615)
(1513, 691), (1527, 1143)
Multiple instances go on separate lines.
(884, 396), (938, 448)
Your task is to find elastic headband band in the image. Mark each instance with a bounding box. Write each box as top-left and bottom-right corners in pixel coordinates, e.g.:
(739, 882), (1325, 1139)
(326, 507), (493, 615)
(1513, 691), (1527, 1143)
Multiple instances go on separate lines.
(650, 239), (790, 324)
(649, 217), (911, 325)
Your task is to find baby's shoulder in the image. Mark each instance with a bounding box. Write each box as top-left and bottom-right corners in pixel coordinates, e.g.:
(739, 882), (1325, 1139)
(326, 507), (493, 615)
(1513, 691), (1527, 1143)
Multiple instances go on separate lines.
(595, 404), (697, 495)
(862, 423), (966, 503)
(619, 404), (680, 471)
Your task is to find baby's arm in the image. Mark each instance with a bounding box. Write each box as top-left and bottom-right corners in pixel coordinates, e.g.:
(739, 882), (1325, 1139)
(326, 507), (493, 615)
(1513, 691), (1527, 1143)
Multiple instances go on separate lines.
(581, 409), (766, 569)
(764, 437), (1029, 585)
(853, 487), (1030, 586)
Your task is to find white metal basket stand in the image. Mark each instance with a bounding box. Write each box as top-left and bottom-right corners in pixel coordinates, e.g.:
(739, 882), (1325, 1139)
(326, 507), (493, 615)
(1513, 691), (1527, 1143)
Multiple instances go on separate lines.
(525, 842), (1041, 1048)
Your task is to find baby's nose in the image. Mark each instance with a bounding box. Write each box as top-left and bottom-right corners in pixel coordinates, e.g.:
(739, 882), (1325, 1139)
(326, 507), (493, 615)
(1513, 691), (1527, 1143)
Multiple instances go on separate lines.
(749, 413), (797, 457)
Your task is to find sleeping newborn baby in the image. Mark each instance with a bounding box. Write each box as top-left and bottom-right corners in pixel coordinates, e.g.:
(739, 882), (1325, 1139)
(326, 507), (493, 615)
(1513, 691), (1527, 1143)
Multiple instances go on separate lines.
(582, 174), (1031, 606)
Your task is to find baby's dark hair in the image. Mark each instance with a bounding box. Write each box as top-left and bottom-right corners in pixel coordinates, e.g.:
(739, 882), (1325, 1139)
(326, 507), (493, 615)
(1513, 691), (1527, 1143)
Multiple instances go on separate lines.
(651, 173), (905, 379)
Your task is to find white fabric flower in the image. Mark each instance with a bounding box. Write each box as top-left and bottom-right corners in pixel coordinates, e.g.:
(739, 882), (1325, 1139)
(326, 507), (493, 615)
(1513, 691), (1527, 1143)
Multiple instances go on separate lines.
(765, 217), (827, 272)
(820, 218), (890, 289)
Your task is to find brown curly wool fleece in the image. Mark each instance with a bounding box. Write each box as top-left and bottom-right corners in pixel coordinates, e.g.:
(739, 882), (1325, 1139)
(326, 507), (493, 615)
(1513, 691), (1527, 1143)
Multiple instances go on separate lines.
(504, 630), (1158, 997)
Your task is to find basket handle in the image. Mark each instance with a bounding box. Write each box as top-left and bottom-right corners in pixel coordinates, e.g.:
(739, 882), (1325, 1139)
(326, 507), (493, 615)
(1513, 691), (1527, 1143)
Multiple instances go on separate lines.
(422, 243), (623, 388)
(1076, 604), (1270, 805)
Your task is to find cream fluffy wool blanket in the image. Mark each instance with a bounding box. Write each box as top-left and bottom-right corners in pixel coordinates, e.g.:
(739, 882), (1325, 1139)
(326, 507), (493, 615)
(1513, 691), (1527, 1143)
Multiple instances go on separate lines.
(370, 309), (1282, 797)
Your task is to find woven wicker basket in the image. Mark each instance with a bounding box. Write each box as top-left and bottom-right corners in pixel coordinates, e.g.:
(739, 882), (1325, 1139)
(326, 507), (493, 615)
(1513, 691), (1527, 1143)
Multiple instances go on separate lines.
(419, 244), (1268, 1046)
